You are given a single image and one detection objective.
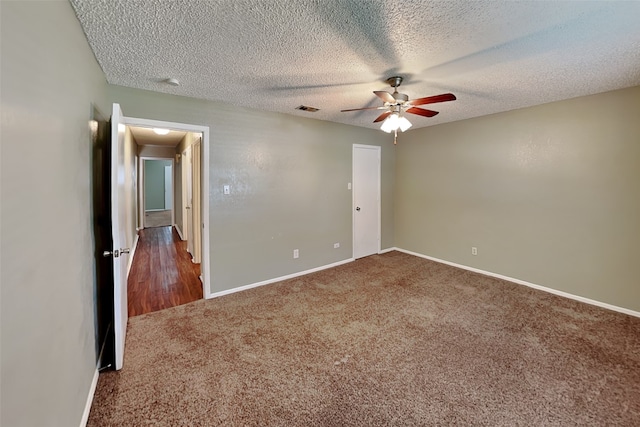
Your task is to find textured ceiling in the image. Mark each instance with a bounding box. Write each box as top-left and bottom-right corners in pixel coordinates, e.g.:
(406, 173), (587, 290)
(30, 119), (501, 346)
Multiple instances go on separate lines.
(70, 0), (640, 130)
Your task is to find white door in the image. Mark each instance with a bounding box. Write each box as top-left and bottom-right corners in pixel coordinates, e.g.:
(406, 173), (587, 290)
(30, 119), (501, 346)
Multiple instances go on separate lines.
(164, 165), (172, 209)
(184, 146), (194, 256)
(110, 103), (129, 370)
(353, 145), (380, 259)
(191, 139), (202, 264)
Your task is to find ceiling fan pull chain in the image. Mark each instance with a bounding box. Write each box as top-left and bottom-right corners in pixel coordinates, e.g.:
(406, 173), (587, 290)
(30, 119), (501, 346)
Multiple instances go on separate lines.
(394, 128), (398, 145)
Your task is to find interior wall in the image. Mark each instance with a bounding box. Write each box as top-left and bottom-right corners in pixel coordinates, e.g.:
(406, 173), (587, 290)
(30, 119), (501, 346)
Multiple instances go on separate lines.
(124, 127), (138, 238)
(107, 85), (395, 294)
(0, 2), (108, 426)
(144, 159), (171, 211)
(395, 86), (640, 312)
(137, 144), (175, 158)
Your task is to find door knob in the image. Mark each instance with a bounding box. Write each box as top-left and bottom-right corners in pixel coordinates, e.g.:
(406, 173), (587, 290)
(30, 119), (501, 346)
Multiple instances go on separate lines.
(356, 207), (361, 211)
(103, 249), (120, 258)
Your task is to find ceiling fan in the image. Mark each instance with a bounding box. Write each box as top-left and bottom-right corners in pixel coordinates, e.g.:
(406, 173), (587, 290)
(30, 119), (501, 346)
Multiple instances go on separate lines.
(341, 76), (456, 144)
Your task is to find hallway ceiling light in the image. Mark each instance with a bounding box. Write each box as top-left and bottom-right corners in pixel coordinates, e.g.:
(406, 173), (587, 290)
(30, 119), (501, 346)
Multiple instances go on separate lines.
(153, 128), (170, 135)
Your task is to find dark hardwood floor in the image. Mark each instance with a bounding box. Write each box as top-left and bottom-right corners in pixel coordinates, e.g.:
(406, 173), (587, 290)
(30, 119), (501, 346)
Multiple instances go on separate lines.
(128, 226), (202, 317)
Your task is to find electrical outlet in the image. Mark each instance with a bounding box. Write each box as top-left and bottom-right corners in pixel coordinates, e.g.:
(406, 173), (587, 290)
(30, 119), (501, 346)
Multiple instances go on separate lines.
(223, 185), (230, 195)
(293, 249), (299, 259)
(333, 243), (340, 249)
(471, 247), (478, 256)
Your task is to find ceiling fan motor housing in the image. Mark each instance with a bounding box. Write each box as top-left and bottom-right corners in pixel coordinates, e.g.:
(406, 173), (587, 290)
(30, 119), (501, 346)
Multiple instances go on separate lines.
(393, 92), (409, 103)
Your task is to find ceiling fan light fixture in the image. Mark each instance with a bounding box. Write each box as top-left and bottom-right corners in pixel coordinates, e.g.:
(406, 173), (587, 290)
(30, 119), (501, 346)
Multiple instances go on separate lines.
(398, 116), (412, 132)
(380, 113), (399, 133)
(380, 114), (412, 133)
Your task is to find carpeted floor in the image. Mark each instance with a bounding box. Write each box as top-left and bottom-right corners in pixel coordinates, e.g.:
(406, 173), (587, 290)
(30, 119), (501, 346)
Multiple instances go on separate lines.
(88, 251), (640, 426)
(144, 210), (171, 228)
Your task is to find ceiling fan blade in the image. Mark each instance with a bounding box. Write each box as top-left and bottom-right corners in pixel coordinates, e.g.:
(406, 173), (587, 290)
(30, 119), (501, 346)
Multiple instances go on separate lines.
(374, 91), (395, 103)
(408, 93), (456, 106)
(373, 111), (392, 123)
(341, 106), (385, 112)
(406, 107), (439, 118)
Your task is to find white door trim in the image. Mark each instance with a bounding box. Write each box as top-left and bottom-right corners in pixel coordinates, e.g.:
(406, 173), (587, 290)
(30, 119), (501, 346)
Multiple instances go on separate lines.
(122, 116), (212, 299)
(137, 156), (144, 230)
(164, 164), (172, 210)
(352, 144), (381, 259)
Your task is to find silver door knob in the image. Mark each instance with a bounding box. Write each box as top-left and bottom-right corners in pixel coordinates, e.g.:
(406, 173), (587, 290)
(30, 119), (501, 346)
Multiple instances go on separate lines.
(102, 250), (112, 257)
(356, 207), (361, 211)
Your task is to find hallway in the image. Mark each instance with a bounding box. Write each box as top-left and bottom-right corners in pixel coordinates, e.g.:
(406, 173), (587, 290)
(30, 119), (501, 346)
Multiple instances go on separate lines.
(128, 226), (203, 317)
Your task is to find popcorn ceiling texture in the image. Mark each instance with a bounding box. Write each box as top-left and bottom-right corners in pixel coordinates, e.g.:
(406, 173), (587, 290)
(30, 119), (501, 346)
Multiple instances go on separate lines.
(70, 0), (640, 130)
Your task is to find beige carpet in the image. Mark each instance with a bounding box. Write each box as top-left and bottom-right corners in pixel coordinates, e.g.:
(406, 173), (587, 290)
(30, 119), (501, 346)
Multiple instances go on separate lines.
(88, 251), (640, 426)
(144, 210), (171, 228)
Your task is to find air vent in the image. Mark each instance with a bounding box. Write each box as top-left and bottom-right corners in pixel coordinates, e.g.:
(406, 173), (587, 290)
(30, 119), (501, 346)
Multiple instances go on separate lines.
(296, 105), (320, 112)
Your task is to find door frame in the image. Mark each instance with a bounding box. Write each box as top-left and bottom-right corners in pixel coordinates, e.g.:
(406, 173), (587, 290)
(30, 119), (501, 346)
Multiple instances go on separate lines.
(139, 157), (176, 230)
(352, 144), (381, 259)
(164, 164), (172, 210)
(122, 115), (212, 299)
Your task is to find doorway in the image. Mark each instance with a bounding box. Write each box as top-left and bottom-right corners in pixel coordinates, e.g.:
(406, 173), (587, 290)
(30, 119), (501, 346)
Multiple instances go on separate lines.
(128, 124), (209, 305)
(352, 144), (381, 259)
(143, 159), (173, 228)
(107, 105), (212, 370)
(124, 120), (210, 301)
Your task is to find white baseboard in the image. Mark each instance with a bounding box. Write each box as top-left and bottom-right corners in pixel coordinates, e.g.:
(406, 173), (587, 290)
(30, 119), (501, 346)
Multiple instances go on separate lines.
(391, 247), (640, 318)
(174, 224), (184, 240)
(79, 368), (99, 427)
(126, 233), (139, 278)
(378, 247), (395, 254)
(208, 258), (355, 299)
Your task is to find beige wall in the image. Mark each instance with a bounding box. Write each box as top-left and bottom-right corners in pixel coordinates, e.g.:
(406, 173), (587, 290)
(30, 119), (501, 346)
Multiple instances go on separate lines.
(124, 127), (139, 238)
(396, 86), (640, 312)
(0, 2), (108, 426)
(137, 144), (175, 158)
(108, 85), (396, 294)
